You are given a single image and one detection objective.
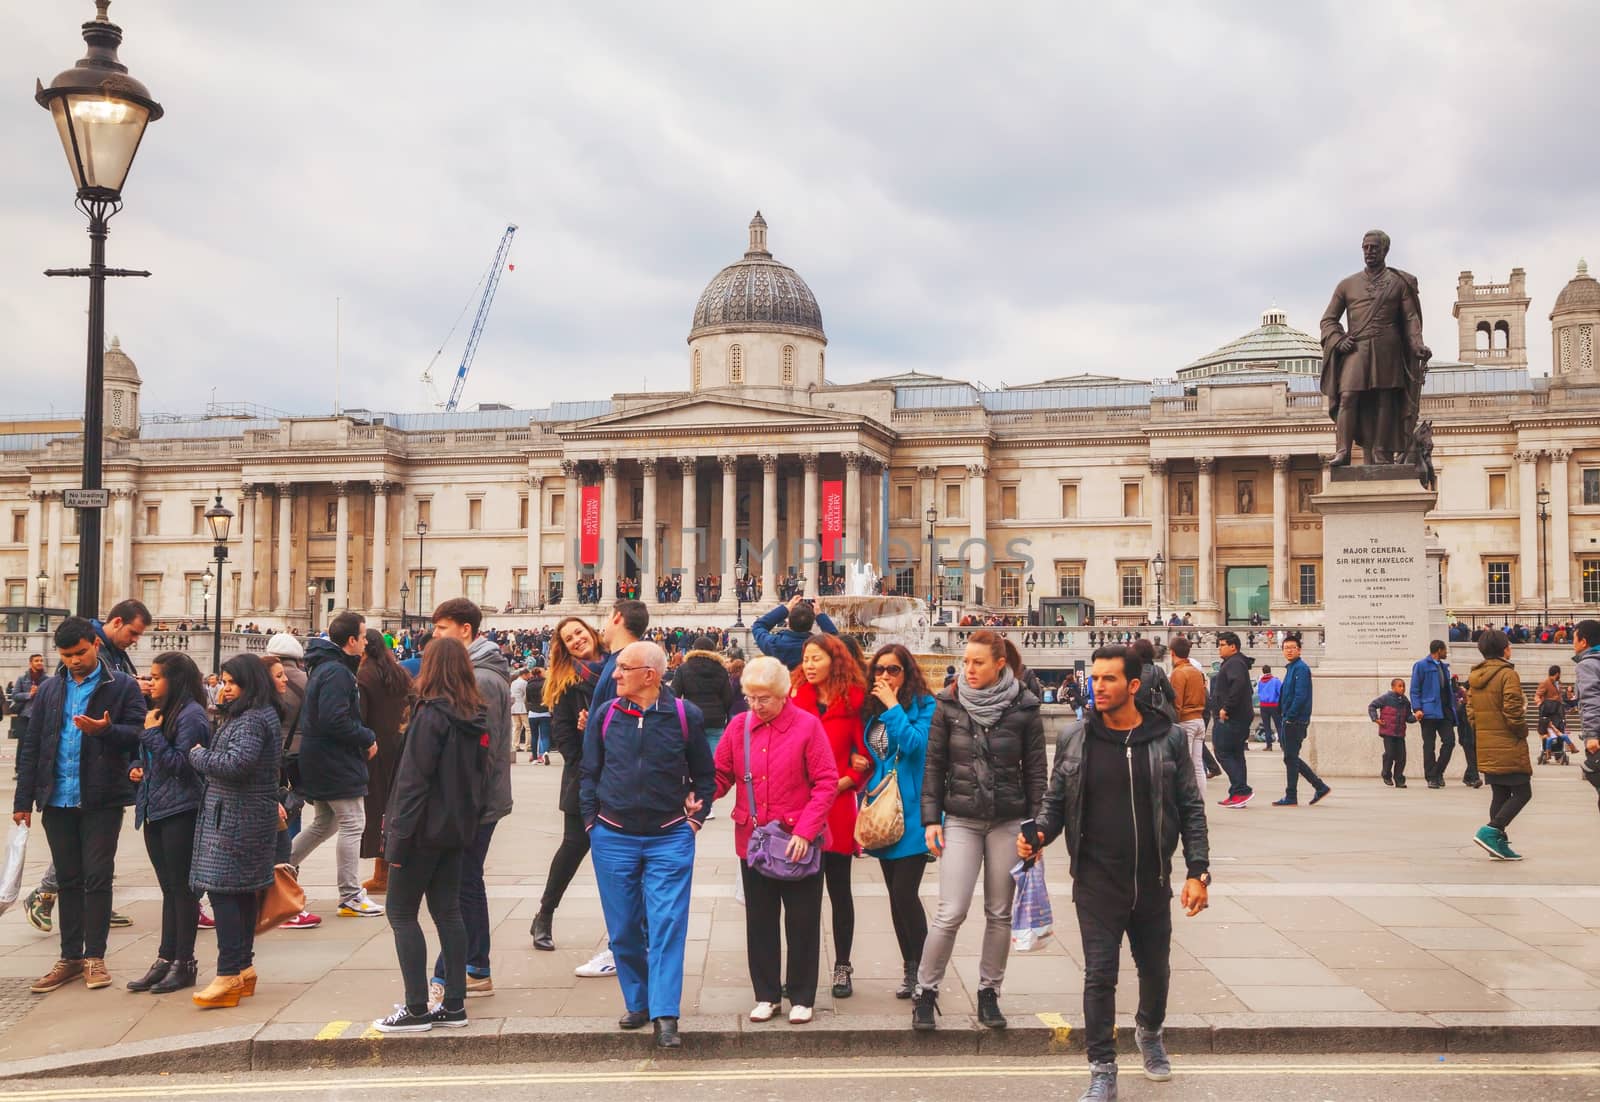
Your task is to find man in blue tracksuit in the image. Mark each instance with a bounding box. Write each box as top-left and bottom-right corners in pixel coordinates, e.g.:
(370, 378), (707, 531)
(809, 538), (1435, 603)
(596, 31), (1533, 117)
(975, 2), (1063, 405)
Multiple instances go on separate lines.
(1410, 639), (1460, 789)
(1273, 632), (1330, 807)
(751, 596), (839, 670)
(1256, 665), (1282, 750)
(581, 641), (714, 1050)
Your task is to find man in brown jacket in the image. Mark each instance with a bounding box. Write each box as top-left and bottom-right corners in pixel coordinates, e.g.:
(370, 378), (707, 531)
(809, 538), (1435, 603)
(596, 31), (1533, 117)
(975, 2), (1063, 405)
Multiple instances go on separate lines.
(1169, 636), (1210, 791)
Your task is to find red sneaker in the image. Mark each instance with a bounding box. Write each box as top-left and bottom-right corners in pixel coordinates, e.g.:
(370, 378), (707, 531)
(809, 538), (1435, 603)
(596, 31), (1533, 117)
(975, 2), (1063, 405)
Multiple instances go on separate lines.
(197, 907), (216, 930)
(282, 911), (323, 930)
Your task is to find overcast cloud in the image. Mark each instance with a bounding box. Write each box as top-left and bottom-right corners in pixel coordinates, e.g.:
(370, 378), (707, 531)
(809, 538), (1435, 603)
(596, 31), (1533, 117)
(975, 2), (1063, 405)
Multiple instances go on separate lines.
(2, 1), (1595, 418)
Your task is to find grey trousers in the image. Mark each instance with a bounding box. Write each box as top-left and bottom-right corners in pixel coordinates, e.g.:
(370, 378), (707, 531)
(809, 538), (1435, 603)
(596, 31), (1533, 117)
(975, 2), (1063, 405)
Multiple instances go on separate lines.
(289, 797), (366, 901)
(917, 814), (1022, 994)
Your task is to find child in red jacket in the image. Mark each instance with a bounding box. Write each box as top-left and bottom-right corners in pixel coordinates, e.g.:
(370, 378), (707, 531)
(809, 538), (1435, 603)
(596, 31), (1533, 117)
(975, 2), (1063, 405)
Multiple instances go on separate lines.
(1368, 680), (1412, 788)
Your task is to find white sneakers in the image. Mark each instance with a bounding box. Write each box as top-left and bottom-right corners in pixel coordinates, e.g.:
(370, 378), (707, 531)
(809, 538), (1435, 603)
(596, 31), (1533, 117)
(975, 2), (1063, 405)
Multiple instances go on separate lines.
(749, 1001), (777, 1022)
(789, 1005), (813, 1024)
(575, 948), (616, 978)
(338, 892), (385, 918)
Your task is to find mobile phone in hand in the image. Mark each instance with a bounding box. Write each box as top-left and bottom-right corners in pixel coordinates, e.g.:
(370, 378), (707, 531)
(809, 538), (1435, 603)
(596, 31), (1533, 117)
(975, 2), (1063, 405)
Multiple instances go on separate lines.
(1019, 818), (1041, 867)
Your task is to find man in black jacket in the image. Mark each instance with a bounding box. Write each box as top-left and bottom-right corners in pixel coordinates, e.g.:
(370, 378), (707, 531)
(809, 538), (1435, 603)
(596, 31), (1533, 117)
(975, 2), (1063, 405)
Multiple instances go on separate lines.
(1021, 644), (1210, 1102)
(1208, 631), (1255, 808)
(12, 618), (146, 994)
(288, 612), (380, 917)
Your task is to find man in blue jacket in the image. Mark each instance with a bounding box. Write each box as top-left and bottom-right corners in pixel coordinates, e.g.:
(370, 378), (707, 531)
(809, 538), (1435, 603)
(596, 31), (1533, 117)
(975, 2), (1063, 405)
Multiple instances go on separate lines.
(11, 617), (145, 994)
(580, 641), (714, 1050)
(751, 595), (838, 670)
(1410, 639), (1458, 789)
(1273, 633), (1331, 807)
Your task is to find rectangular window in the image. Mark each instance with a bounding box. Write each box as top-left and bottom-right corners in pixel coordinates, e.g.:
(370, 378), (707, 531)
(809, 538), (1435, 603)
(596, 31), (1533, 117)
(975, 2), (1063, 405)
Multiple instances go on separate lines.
(12, 512), (27, 544)
(1000, 484), (1018, 520)
(140, 576), (159, 610)
(630, 487), (643, 522)
(325, 502), (338, 532)
(940, 563), (963, 603)
(1584, 559), (1600, 604)
(1061, 483), (1079, 518)
(1122, 483), (1142, 518)
(144, 505), (159, 536)
(892, 566), (916, 597)
(1176, 563), (1197, 606)
(944, 483), (961, 518)
(513, 570), (529, 606)
(895, 484), (913, 520)
(187, 576), (208, 618)
(416, 499), (432, 529)
(546, 568), (563, 604)
(550, 493), (564, 527)
(6, 581), (23, 606)
(519, 496), (529, 530)
(1057, 562), (1083, 598)
(1488, 472), (1508, 511)
(463, 570), (485, 604)
(1584, 469), (1600, 506)
(1298, 563), (1318, 605)
(1120, 564), (1145, 608)
(415, 573), (434, 612)
(66, 576), (79, 612)
(468, 498), (483, 531)
(998, 564), (1023, 608)
(193, 504), (207, 536)
(1486, 560), (1512, 605)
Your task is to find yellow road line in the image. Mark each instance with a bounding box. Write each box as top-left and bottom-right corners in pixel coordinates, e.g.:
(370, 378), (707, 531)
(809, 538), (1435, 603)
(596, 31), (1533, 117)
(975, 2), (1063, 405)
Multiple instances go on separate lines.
(312, 1021), (351, 1041)
(11, 1062), (1600, 1099)
(1032, 1011), (1072, 1046)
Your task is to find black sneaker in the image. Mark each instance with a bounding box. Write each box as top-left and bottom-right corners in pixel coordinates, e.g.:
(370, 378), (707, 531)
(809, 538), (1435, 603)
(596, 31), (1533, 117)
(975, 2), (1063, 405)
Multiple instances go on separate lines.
(429, 1005), (468, 1029)
(976, 987), (1007, 1030)
(911, 986), (939, 1032)
(373, 1005), (435, 1033)
(831, 963), (853, 999)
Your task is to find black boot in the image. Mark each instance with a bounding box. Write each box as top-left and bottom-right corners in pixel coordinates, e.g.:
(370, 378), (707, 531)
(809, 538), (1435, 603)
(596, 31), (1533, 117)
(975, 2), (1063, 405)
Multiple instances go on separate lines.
(149, 959), (197, 994)
(654, 1016), (681, 1049)
(127, 958), (171, 992)
(911, 986), (939, 1032)
(895, 961), (917, 1000)
(977, 987), (1007, 1030)
(531, 910), (554, 952)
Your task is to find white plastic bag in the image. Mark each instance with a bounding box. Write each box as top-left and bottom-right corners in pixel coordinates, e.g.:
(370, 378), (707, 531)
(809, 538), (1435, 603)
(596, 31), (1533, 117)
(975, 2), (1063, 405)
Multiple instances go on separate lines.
(1010, 856), (1054, 952)
(0, 822), (27, 916)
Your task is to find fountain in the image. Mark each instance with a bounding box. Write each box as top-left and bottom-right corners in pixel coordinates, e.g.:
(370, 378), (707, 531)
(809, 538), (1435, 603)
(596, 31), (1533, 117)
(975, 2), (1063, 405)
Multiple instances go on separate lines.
(815, 562), (932, 653)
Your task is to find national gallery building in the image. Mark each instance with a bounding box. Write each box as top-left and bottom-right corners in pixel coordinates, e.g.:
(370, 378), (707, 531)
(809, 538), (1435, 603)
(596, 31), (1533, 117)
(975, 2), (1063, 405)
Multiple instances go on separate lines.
(2, 216), (1598, 631)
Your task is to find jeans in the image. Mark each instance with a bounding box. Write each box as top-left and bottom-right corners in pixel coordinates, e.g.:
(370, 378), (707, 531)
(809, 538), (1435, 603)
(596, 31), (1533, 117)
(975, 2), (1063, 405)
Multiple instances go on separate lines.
(289, 796), (366, 900)
(387, 847), (465, 1013)
(878, 854), (929, 965)
(274, 804), (303, 865)
(1212, 717), (1252, 798)
(1488, 779), (1532, 831)
(41, 806), (123, 961)
(1178, 718), (1207, 793)
(533, 716), (551, 758)
(591, 823), (696, 1019)
(1279, 721), (1326, 801)
(822, 851), (855, 966)
(1259, 706), (1281, 746)
(434, 820), (497, 981)
(1420, 719), (1456, 782)
(1381, 736), (1408, 784)
(1077, 893), (1172, 1066)
(741, 862), (824, 1006)
(211, 891), (258, 975)
(917, 815), (1021, 993)
(539, 812), (591, 914)
(143, 810), (199, 962)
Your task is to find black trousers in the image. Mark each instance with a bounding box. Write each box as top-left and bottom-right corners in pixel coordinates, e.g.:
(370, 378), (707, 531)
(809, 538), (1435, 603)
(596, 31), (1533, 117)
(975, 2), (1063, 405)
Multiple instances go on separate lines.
(1458, 724), (1480, 783)
(211, 891), (258, 976)
(388, 847), (465, 1013)
(434, 821), (496, 980)
(1279, 721), (1325, 801)
(41, 806), (123, 961)
(878, 854), (929, 964)
(143, 810), (199, 962)
(1077, 892), (1172, 1066)
(1381, 736), (1408, 784)
(741, 863), (823, 1006)
(1420, 719), (1456, 782)
(1259, 707), (1281, 746)
(822, 851), (855, 966)
(539, 812), (591, 914)
(1213, 717), (1251, 797)
(1487, 779), (1532, 832)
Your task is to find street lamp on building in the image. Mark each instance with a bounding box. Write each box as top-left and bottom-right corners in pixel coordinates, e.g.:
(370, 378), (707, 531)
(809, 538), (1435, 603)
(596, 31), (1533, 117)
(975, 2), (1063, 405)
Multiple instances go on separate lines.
(307, 582), (319, 633)
(1537, 485), (1550, 631)
(36, 570), (49, 638)
(38, 1), (163, 619)
(925, 506), (937, 608)
(1026, 574), (1036, 624)
(399, 580), (410, 633)
(1152, 551), (1166, 627)
(204, 490), (232, 675)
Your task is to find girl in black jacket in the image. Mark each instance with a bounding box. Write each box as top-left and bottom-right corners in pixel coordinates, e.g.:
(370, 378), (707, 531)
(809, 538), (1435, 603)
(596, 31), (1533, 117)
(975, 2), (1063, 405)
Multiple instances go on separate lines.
(374, 638), (489, 1033)
(530, 617), (605, 951)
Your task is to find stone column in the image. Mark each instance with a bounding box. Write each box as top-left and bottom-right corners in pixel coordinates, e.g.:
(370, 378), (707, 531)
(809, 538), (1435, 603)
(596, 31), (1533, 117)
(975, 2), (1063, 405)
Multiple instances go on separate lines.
(843, 452), (863, 566)
(524, 474), (542, 607)
(1549, 448), (1572, 602)
(370, 481), (389, 616)
(638, 462), (656, 604)
(760, 454), (779, 600)
(238, 484), (257, 615)
(864, 458), (881, 573)
(802, 453), (820, 599)
(1148, 458), (1168, 562)
(112, 488), (134, 604)
(1516, 449), (1539, 602)
(1196, 457), (1216, 610)
(967, 463), (987, 603)
(333, 482), (350, 613)
(46, 493), (63, 597)
(560, 460), (580, 607)
(679, 456), (699, 595)
(276, 482), (294, 614)
(1271, 455), (1291, 607)
(720, 456), (739, 597)
(25, 491), (43, 599)
(600, 459), (619, 602)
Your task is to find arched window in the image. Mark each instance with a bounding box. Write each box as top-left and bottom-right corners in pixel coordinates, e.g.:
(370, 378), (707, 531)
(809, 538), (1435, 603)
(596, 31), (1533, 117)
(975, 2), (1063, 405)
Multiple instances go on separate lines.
(818, 349), (825, 379)
(1492, 320), (1510, 352)
(692, 348), (702, 389)
(729, 344), (744, 385)
(1475, 321), (1491, 353)
(782, 345), (795, 385)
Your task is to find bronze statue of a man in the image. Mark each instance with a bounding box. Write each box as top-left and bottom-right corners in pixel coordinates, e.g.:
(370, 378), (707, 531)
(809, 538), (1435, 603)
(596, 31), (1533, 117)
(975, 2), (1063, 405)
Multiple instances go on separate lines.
(1319, 230), (1431, 465)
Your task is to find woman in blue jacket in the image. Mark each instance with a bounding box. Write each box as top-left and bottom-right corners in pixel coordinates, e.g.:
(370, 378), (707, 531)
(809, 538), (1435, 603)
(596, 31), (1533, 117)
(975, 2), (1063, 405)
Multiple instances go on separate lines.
(862, 643), (937, 999)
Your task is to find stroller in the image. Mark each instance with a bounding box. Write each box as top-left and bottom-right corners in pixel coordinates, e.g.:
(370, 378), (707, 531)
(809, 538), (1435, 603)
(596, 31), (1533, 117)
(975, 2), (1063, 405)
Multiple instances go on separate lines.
(1537, 694), (1577, 765)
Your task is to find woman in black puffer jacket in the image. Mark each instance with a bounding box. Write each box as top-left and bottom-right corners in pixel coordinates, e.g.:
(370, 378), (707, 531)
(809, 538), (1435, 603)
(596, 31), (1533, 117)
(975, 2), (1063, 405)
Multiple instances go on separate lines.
(529, 617), (605, 951)
(913, 629), (1046, 1032)
(670, 636), (734, 750)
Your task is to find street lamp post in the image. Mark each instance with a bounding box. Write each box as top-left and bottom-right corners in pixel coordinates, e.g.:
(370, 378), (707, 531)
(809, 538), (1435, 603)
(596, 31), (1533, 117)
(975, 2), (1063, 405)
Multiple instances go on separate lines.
(734, 561), (747, 628)
(307, 582), (319, 633)
(37, 1), (163, 619)
(399, 580), (410, 634)
(36, 570), (50, 641)
(1537, 485), (1550, 632)
(415, 518), (428, 617)
(925, 506), (937, 609)
(1152, 551), (1166, 627)
(936, 562), (946, 623)
(200, 566), (212, 631)
(204, 491), (232, 675)
(1026, 574), (1036, 624)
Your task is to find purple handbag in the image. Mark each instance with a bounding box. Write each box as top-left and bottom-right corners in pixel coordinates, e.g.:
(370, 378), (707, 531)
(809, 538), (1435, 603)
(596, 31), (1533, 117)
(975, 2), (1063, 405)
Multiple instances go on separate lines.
(742, 714), (823, 881)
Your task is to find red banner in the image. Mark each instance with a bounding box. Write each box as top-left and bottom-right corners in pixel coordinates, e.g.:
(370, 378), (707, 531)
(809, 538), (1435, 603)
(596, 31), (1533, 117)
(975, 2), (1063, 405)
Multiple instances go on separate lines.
(821, 480), (844, 562)
(580, 484), (601, 565)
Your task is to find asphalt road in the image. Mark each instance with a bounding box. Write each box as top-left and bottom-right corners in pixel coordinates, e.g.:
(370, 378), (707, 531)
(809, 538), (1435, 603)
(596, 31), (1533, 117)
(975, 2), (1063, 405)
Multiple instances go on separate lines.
(11, 1055), (1600, 1101)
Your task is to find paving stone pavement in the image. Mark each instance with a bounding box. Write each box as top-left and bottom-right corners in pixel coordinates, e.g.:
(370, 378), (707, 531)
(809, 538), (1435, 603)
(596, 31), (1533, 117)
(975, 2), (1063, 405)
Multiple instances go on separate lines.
(0, 744), (1597, 1065)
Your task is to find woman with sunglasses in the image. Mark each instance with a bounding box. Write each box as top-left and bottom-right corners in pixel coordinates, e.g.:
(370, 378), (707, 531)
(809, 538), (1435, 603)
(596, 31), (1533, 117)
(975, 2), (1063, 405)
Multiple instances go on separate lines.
(861, 644), (937, 999)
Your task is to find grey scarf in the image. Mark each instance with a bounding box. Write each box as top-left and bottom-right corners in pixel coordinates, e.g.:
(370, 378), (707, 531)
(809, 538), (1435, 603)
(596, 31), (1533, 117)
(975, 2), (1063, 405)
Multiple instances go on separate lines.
(955, 666), (1020, 729)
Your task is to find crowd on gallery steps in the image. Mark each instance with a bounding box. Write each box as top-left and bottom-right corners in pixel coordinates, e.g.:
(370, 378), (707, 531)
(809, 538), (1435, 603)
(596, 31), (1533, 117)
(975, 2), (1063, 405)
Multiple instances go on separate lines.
(7, 587), (1599, 1102)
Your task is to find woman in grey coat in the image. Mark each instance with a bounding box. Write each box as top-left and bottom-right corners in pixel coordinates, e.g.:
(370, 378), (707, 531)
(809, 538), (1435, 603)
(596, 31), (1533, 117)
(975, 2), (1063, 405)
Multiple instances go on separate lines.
(188, 654), (283, 1009)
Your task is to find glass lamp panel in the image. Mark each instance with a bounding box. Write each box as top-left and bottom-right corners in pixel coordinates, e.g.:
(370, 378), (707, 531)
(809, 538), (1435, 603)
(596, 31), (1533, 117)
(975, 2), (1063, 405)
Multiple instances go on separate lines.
(52, 93), (150, 193)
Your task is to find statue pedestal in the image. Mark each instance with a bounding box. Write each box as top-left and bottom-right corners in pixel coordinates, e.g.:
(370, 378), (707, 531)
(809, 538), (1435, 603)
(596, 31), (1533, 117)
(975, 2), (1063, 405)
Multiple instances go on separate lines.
(1303, 466), (1445, 777)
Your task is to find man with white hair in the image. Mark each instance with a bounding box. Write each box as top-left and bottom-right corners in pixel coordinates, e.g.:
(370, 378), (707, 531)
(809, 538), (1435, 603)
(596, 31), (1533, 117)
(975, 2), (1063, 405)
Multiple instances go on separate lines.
(580, 641), (715, 1050)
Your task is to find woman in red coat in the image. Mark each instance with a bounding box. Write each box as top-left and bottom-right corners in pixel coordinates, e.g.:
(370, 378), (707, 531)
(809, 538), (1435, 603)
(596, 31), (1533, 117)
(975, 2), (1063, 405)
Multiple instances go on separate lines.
(790, 634), (871, 999)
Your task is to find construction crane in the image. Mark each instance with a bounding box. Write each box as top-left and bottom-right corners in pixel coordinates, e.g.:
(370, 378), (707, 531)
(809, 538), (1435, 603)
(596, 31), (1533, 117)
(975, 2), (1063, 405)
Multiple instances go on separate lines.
(420, 224), (518, 411)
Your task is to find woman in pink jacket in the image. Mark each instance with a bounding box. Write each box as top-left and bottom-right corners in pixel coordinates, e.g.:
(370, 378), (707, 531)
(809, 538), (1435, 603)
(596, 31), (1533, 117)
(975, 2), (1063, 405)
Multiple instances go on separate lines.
(713, 656), (838, 1025)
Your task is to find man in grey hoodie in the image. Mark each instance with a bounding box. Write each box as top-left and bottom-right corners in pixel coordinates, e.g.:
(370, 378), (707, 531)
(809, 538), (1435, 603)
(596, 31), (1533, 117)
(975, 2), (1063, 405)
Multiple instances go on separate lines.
(427, 598), (512, 1000)
(1572, 619), (1600, 809)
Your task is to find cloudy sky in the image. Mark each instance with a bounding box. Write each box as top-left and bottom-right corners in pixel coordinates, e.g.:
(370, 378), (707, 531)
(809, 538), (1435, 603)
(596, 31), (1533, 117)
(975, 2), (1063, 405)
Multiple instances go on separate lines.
(3, 1), (1595, 419)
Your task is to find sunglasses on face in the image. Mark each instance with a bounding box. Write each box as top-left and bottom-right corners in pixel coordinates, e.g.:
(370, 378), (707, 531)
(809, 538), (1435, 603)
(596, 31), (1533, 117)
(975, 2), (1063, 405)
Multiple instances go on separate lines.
(875, 665), (904, 676)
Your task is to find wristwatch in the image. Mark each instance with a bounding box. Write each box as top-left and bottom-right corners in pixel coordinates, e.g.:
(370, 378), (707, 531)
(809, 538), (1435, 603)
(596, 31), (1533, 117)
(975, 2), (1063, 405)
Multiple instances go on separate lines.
(1195, 871), (1212, 887)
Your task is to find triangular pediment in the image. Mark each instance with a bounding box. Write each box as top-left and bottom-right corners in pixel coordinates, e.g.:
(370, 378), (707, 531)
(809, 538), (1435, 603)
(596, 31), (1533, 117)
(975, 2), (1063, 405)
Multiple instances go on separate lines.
(567, 393), (863, 433)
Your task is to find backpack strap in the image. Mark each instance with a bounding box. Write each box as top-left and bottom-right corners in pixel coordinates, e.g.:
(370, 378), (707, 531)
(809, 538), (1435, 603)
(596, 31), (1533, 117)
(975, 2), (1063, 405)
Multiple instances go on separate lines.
(599, 697), (625, 741)
(676, 696), (689, 742)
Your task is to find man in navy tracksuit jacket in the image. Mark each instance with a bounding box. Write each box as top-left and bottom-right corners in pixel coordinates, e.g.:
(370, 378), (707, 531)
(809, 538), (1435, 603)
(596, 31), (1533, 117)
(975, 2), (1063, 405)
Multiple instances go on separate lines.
(1274, 633), (1330, 806)
(751, 596), (839, 670)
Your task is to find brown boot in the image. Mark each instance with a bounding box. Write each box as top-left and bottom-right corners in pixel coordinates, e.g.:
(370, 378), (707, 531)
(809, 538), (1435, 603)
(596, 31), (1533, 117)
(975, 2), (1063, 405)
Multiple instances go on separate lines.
(363, 858), (388, 895)
(193, 973), (247, 1009)
(30, 958), (84, 994)
(83, 958), (113, 990)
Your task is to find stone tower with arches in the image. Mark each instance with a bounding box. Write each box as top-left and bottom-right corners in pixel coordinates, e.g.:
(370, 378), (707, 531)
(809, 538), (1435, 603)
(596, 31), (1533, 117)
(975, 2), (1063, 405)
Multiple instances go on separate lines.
(1452, 268), (1529, 369)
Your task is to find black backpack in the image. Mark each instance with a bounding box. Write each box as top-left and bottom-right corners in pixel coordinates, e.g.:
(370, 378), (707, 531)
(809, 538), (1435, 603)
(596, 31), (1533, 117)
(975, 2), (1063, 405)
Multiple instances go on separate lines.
(1138, 662), (1179, 723)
